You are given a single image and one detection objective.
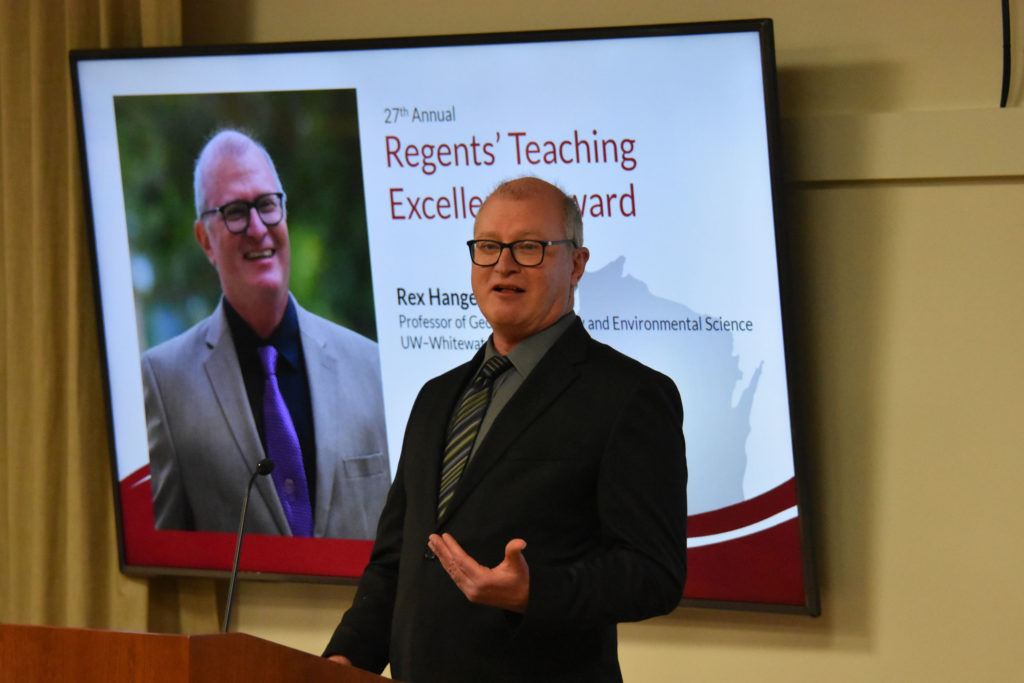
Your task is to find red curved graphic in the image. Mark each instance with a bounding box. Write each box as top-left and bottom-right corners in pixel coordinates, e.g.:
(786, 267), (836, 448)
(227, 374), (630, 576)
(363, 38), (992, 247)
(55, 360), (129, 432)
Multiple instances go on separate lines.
(683, 478), (807, 606)
(119, 465), (372, 577)
(120, 467), (808, 606)
(688, 478), (797, 537)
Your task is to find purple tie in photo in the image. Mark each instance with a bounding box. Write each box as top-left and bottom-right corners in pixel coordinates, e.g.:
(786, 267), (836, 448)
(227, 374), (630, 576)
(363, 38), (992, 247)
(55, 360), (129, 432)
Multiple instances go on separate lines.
(258, 345), (313, 537)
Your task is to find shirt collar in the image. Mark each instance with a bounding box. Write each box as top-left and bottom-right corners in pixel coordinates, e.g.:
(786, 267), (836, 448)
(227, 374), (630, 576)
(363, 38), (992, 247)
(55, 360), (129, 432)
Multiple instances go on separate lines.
(484, 311), (576, 377)
(223, 296), (302, 370)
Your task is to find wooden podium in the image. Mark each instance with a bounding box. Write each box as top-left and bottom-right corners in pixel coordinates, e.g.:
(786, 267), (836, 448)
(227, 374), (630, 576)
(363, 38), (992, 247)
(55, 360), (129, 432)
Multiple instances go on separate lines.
(0, 623), (390, 682)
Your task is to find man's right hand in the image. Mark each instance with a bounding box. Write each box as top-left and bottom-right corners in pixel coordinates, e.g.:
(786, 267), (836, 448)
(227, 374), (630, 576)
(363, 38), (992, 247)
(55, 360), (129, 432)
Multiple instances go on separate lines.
(327, 655), (353, 666)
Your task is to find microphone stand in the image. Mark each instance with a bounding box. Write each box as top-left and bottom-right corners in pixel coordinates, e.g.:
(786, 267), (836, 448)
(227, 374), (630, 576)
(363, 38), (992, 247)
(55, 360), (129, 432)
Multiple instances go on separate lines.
(222, 458), (274, 633)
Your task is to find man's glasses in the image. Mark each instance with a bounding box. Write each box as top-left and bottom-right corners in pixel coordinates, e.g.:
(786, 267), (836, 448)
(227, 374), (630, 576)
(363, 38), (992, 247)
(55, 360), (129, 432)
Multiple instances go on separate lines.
(200, 192), (286, 234)
(467, 239), (577, 267)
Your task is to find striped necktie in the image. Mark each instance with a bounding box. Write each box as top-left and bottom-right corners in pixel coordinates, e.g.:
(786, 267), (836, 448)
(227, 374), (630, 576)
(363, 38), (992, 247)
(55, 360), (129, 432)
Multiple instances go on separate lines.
(437, 355), (512, 521)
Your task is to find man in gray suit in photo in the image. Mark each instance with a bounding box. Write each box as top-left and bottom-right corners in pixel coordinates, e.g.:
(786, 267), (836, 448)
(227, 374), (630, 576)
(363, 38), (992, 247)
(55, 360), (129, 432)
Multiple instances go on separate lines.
(142, 129), (389, 539)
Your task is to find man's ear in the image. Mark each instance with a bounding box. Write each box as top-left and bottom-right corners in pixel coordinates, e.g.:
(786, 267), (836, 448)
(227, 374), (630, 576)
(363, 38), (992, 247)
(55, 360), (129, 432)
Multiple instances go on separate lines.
(194, 219), (216, 266)
(570, 246), (590, 288)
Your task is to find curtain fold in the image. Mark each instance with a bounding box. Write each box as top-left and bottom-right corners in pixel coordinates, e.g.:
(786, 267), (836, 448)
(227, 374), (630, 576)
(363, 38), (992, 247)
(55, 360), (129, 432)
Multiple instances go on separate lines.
(1, 0), (182, 630)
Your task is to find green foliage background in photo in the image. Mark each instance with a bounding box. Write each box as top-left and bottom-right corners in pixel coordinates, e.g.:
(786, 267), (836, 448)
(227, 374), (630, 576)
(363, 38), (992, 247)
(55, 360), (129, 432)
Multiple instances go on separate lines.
(114, 89), (376, 349)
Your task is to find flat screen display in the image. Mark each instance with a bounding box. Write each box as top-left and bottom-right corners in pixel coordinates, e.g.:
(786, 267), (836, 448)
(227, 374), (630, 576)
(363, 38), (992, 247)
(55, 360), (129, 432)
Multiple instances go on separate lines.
(72, 19), (819, 613)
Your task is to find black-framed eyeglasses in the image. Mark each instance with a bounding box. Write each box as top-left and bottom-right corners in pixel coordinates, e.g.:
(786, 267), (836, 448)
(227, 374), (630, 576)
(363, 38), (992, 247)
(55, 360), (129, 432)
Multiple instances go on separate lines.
(199, 192), (286, 234)
(467, 239), (577, 267)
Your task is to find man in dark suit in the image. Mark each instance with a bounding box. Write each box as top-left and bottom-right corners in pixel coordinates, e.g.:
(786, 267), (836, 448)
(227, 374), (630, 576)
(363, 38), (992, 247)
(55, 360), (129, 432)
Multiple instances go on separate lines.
(143, 130), (389, 538)
(324, 177), (686, 680)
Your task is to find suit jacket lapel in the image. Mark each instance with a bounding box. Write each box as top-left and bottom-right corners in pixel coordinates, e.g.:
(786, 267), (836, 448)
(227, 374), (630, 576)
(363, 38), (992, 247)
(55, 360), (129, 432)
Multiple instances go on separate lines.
(440, 321), (589, 525)
(202, 302), (290, 535)
(298, 303), (342, 536)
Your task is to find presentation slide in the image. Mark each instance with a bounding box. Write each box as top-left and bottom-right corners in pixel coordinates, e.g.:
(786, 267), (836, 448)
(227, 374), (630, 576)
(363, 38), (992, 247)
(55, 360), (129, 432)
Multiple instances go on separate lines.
(74, 22), (814, 610)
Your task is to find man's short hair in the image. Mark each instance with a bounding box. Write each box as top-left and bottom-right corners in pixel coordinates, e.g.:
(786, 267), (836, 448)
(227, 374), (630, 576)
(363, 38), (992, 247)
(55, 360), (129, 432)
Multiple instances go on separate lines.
(485, 177), (584, 247)
(193, 129), (284, 219)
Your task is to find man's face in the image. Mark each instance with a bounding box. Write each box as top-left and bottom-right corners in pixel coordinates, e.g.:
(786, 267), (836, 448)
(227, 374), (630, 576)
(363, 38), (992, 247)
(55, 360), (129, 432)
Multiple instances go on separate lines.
(471, 190), (588, 353)
(194, 146), (289, 313)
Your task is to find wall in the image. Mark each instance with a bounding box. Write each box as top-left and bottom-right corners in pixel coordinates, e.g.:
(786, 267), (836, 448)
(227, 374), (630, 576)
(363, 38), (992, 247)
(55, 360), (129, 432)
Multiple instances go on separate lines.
(177, 1), (1024, 679)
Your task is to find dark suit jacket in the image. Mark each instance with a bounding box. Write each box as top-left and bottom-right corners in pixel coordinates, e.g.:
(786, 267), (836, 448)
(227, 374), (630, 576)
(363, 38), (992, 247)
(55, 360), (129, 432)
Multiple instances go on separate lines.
(325, 319), (686, 682)
(142, 298), (390, 538)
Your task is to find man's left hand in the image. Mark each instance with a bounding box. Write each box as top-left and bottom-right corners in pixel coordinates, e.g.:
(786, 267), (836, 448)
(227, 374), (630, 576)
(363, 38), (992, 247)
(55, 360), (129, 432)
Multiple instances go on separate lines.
(428, 532), (529, 613)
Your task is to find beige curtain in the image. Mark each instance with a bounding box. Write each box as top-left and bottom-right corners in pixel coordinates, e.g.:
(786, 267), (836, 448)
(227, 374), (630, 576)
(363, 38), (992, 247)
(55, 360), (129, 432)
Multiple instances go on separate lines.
(0, 0), (186, 631)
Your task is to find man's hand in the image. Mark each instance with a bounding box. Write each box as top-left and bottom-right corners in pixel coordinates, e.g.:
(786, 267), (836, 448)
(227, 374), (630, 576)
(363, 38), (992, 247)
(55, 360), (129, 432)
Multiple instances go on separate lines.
(427, 532), (529, 613)
(327, 655), (352, 666)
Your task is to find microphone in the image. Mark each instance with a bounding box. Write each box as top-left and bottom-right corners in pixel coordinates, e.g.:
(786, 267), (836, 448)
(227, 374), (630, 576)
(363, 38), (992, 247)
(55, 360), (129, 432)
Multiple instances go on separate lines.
(222, 458), (275, 633)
